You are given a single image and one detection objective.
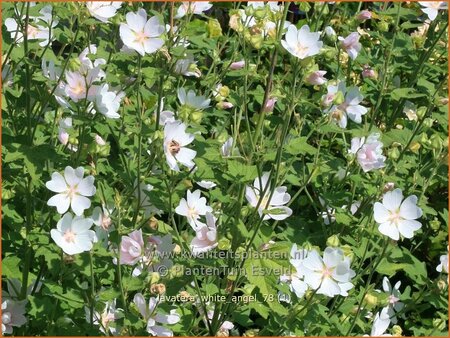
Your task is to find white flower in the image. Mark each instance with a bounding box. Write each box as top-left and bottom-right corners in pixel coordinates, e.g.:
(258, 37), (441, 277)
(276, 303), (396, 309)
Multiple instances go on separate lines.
(245, 172), (292, 221)
(120, 9), (165, 56)
(92, 204), (114, 246)
(190, 212), (218, 255)
(305, 70), (327, 85)
(133, 294), (180, 336)
(381, 277), (404, 324)
(368, 307), (392, 336)
(5, 5), (58, 47)
(324, 82), (368, 128)
(374, 188), (423, 240)
(63, 69), (99, 102)
(281, 25), (323, 59)
(175, 189), (213, 230)
(418, 2), (447, 20)
(85, 299), (123, 335)
(221, 137), (238, 157)
(175, 2), (213, 18)
(163, 120), (197, 171)
(86, 2), (122, 23)
(50, 213), (97, 255)
(280, 244), (310, 299)
(319, 197), (335, 225)
(302, 247), (356, 297)
(338, 32), (362, 60)
(174, 55), (201, 78)
(436, 250), (449, 273)
(197, 180), (217, 189)
(349, 133), (386, 172)
(95, 84), (125, 119)
(177, 88), (210, 111)
(1, 299), (27, 334)
(46, 166), (96, 216)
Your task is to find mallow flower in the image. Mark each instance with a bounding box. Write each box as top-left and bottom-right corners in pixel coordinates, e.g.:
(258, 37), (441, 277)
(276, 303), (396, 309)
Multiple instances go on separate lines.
(349, 133), (386, 173)
(338, 32), (362, 60)
(119, 229), (145, 266)
(245, 172), (292, 220)
(418, 2), (448, 21)
(1, 299), (27, 335)
(92, 204), (114, 247)
(436, 249), (449, 273)
(368, 307), (391, 336)
(46, 166), (96, 216)
(5, 5), (58, 47)
(50, 213), (97, 255)
(374, 188), (423, 240)
(175, 2), (213, 18)
(177, 88), (210, 111)
(85, 299), (123, 335)
(95, 84), (125, 119)
(302, 247), (356, 297)
(280, 244), (310, 300)
(133, 293), (180, 336)
(281, 25), (323, 59)
(175, 189), (213, 230)
(381, 277), (404, 324)
(86, 2), (122, 23)
(120, 9), (165, 56)
(190, 212), (218, 255)
(323, 82), (368, 128)
(163, 120), (197, 171)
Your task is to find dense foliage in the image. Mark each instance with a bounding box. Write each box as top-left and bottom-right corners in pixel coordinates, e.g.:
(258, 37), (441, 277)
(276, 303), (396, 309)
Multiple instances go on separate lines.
(1, 1), (448, 336)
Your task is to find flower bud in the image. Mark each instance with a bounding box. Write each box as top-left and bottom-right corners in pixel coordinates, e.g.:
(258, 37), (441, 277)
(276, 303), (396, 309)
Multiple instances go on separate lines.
(409, 141), (421, 153)
(230, 60), (245, 70)
(437, 279), (447, 291)
(326, 235), (340, 247)
(218, 238), (231, 250)
(383, 182), (395, 192)
(430, 134), (443, 150)
(364, 293), (378, 307)
(356, 10), (372, 21)
(149, 217), (158, 230)
(216, 101), (234, 110)
(173, 244), (182, 254)
(305, 70), (327, 85)
(362, 65), (377, 79)
(433, 318), (446, 331)
(68, 57), (82, 71)
(324, 26), (336, 38)
(341, 245), (354, 261)
(263, 97), (277, 113)
(392, 325), (403, 336)
(150, 283), (166, 295)
(178, 291), (194, 302)
(208, 19), (222, 38)
(388, 147), (400, 160)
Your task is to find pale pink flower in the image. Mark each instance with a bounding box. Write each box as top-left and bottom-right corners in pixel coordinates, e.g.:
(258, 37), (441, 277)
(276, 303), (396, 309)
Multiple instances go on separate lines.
(306, 70), (327, 85)
(175, 2), (213, 18)
(119, 229), (145, 265)
(281, 25), (323, 59)
(86, 2), (122, 23)
(190, 212), (218, 255)
(263, 97), (277, 113)
(356, 10), (372, 21)
(349, 133), (386, 173)
(120, 9), (164, 56)
(418, 2), (447, 21)
(339, 32), (361, 60)
(230, 60), (245, 70)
